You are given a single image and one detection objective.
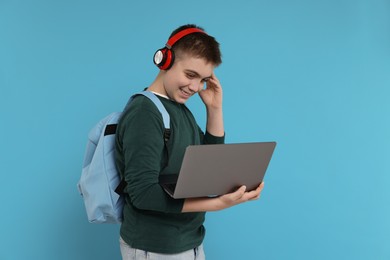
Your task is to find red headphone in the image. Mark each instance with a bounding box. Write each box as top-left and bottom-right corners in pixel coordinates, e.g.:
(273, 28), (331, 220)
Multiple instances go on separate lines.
(153, 28), (207, 70)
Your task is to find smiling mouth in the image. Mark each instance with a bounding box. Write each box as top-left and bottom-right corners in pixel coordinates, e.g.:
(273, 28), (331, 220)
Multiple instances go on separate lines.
(180, 88), (193, 98)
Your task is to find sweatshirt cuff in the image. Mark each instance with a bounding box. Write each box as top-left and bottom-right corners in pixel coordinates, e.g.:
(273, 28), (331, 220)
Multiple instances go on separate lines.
(204, 131), (225, 144)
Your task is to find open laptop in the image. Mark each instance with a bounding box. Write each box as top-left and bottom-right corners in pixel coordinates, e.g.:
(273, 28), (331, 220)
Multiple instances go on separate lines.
(159, 142), (276, 199)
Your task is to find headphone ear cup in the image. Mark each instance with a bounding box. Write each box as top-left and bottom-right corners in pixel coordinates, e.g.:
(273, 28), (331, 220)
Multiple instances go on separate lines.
(153, 48), (167, 68)
(161, 49), (174, 70)
(153, 47), (175, 70)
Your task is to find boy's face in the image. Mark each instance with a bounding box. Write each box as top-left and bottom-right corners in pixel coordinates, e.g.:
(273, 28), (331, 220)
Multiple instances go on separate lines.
(162, 54), (215, 104)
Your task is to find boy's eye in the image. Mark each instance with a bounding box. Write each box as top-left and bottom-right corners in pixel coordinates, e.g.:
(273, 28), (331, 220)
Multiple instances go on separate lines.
(186, 73), (196, 79)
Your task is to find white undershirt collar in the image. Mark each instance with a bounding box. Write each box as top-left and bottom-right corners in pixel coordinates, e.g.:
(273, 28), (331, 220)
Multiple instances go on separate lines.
(150, 91), (170, 100)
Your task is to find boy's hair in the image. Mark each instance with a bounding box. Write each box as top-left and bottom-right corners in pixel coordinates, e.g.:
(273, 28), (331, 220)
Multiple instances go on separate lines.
(170, 24), (222, 66)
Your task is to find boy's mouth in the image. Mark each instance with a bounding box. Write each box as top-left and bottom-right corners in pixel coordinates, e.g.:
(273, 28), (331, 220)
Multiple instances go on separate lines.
(180, 88), (192, 98)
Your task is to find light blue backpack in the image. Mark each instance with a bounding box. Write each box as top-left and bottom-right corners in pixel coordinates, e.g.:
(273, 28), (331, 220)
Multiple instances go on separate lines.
(77, 91), (170, 224)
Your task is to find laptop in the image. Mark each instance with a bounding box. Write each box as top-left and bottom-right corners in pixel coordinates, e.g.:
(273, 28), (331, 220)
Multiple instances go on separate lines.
(159, 142), (277, 199)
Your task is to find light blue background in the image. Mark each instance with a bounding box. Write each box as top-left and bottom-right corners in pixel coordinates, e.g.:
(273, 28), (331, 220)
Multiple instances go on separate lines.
(1, 0), (389, 259)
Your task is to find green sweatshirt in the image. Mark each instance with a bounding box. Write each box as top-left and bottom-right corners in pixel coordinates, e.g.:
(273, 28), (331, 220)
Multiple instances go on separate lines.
(115, 93), (224, 254)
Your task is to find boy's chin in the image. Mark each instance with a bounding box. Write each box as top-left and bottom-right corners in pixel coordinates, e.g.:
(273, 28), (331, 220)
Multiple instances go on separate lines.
(174, 98), (187, 104)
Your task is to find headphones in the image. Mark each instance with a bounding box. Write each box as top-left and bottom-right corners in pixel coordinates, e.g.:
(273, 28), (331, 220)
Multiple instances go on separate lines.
(153, 28), (207, 70)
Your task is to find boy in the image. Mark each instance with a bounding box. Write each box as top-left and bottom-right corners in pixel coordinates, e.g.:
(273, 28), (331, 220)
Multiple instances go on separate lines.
(115, 24), (264, 260)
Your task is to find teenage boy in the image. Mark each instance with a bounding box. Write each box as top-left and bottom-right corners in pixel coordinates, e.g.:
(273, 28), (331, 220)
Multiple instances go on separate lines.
(115, 24), (264, 260)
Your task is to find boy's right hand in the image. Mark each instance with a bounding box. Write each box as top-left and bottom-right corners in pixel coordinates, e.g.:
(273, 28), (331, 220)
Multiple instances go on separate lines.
(181, 182), (265, 213)
(217, 182), (265, 209)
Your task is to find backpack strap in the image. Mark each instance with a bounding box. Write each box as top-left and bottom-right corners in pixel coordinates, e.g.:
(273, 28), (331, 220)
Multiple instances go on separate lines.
(115, 90), (171, 195)
(134, 90), (171, 145)
(138, 91), (170, 130)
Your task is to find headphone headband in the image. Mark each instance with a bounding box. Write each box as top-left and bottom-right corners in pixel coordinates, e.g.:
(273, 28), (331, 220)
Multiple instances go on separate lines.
(165, 28), (207, 49)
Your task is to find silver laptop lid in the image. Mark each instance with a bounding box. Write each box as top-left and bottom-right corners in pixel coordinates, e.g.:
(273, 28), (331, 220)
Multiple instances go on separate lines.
(171, 142), (276, 199)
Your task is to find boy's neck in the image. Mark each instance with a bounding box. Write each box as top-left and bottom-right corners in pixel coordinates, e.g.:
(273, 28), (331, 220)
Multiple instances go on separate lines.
(147, 72), (169, 98)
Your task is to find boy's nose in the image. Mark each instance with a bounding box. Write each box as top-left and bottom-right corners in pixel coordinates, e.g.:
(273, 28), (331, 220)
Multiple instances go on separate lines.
(188, 80), (203, 93)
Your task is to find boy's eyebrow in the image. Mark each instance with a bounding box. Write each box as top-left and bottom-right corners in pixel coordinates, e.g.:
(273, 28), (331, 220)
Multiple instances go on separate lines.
(185, 69), (212, 80)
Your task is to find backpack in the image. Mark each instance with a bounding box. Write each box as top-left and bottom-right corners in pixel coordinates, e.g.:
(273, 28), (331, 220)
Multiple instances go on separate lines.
(77, 90), (170, 224)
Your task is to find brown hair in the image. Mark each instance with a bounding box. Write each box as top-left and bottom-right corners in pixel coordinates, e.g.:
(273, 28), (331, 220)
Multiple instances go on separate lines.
(169, 24), (222, 66)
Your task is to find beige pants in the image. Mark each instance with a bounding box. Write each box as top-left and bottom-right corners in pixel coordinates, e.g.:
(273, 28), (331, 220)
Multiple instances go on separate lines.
(119, 236), (206, 260)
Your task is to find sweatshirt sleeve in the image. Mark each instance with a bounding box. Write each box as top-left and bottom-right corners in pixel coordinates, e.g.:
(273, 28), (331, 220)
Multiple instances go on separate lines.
(201, 130), (225, 145)
(118, 100), (184, 213)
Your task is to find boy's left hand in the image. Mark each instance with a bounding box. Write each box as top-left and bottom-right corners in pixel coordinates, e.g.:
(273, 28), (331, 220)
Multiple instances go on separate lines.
(198, 72), (223, 109)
